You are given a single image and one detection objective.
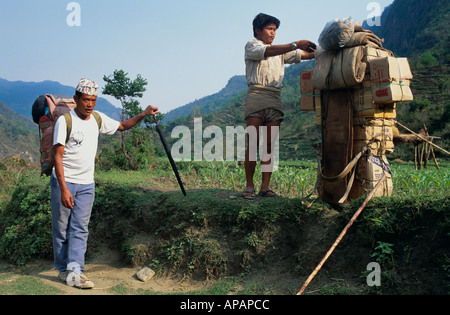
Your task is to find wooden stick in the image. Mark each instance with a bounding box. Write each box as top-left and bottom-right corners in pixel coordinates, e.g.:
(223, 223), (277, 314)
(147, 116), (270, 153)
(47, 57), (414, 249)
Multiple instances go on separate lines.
(424, 125), (431, 169)
(414, 145), (418, 170)
(430, 146), (441, 171)
(396, 121), (450, 156)
(419, 142), (425, 170)
(424, 142), (429, 169)
(297, 173), (388, 296)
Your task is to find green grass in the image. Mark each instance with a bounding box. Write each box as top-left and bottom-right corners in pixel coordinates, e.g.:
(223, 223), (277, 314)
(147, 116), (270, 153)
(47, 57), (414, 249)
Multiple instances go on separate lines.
(392, 162), (450, 198)
(0, 157), (449, 294)
(94, 158), (450, 200)
(0, 273), (63, 295)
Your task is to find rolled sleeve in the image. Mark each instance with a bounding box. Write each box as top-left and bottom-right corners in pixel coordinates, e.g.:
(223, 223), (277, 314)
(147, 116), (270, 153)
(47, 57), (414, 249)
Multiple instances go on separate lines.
(284, 50), (302, 64)
(245, 39), (269, 60)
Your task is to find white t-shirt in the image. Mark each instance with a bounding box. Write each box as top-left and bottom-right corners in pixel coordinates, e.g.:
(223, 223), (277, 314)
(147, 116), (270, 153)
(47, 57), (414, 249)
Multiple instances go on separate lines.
(53, 110), (120, 185)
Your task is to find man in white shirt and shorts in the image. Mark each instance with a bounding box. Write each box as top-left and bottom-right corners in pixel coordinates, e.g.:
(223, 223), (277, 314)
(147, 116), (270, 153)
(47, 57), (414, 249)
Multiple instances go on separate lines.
(51, 78), (159, 289)
(243, 13), (316, 199)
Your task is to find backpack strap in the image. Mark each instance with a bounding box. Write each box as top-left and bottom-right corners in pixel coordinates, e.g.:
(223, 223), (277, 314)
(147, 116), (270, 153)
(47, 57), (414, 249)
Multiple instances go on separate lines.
(63, 111), (102, 144)
(92, 111), (102, 130)
(63, 113), (72, 144)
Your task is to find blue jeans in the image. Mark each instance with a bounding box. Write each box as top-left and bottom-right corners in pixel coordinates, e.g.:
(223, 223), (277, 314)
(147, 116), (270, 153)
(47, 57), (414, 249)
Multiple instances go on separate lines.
(50, 174), (95, 273)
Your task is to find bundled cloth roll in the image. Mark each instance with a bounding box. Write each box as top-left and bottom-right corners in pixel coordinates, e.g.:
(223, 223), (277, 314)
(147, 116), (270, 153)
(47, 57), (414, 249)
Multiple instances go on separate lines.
(312, 25), (384, 90)
(312, 46), (367, 90)
(344, 30), (383, 48)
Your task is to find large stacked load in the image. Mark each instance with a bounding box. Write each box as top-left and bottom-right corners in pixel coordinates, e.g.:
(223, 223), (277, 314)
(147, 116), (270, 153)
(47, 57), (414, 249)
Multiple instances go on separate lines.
(300, 18), (413, 206)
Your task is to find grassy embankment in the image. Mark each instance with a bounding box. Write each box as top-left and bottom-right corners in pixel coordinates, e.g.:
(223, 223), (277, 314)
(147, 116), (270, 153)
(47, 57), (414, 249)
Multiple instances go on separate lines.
(0, 156), (448, 294)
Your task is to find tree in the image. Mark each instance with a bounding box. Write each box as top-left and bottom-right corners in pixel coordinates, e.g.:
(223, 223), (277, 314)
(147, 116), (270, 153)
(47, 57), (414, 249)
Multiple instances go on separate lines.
(417, 51), (439, 67)
(102, 70), (155, 170)
(103, 69), (147, 121)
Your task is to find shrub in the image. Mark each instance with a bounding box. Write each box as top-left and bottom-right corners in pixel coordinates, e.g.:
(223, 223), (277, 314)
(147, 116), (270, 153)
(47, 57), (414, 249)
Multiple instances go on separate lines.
(417, 51), (440, 67)
(0, 171), (52, 265)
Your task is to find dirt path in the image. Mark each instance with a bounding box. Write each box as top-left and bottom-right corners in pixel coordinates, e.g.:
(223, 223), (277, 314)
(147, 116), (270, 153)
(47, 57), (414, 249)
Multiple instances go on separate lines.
(2, 247), (307, 295)
(4, 249), (212, 295)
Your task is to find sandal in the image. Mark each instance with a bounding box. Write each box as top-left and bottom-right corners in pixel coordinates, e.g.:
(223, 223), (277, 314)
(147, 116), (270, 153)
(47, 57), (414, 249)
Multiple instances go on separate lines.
(259, 189), (278, 197)
(243, 190), (256, 200)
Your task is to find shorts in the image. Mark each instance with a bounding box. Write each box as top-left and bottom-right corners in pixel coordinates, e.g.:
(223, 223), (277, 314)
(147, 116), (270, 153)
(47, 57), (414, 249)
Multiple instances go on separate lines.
(246, 108), (284, 125)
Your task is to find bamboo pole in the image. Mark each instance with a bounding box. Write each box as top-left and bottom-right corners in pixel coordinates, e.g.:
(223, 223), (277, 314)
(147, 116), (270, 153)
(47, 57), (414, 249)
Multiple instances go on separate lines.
(297, 173), (388, 296)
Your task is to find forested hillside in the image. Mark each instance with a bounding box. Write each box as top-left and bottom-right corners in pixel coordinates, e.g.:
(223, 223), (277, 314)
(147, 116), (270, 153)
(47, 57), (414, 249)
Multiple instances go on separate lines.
(368, 0), (449, 160)
(366, 0), (449, 64)
(0, 101), (39, 162)
(162, 75), (248, 123)
(163, 61), (318, 161)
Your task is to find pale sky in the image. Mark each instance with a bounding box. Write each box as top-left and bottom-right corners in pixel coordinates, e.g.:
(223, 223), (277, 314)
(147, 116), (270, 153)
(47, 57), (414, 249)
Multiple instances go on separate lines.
(0, 0), (394, 113)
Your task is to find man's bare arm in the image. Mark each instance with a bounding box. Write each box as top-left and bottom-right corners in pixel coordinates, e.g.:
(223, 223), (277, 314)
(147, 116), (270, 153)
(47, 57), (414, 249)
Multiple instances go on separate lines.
(54, 144), (74, 210)
(118, 105), (160, 132)
(264, 40), (316, 58)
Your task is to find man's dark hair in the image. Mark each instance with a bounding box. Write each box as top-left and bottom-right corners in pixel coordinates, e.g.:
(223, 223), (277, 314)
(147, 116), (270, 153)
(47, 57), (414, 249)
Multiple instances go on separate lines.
(75, 91), (97, 98)
(252, 13), (280, 38)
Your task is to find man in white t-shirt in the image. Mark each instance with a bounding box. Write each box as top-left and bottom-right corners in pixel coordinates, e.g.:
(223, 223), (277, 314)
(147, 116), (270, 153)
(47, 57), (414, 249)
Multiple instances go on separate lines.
(51, 78), (159, 289)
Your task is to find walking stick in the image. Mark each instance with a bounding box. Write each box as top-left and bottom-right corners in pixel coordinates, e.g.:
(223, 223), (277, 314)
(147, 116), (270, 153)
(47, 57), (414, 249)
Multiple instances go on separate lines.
(297, 173), (388, 295)
(153, 116), (187, 196)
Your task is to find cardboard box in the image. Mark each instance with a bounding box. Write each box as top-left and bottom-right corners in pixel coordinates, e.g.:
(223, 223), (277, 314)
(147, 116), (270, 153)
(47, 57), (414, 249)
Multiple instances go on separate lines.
(353, 88), (397, 118)
(369, 56), (413, 83)
(315, 102), (322, 127)
(397, 58), (413, 80)
(300, 92), (321, 112)
(300, 70), (317, 111)
(352, 154), (393, 198)
(362, 68), (413, 104)
(299, 69), (322, 125)
(372, 81), (413, 104)
(364, 154), (393, 197)
(369, 56), (414, 103)
(300, 90), (321, 112)
(353, 118), (396, 155)
(363, 47), (392, 64)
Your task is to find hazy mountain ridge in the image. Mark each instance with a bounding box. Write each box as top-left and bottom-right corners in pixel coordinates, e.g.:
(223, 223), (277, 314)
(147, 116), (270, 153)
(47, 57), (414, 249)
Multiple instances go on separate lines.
(0, 78), (121, 162)
(0, 78), (121, 121)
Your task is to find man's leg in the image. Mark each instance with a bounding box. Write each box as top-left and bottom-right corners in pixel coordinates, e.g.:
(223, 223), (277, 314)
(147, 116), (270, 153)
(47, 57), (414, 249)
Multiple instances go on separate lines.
(244, 117), (263, 199)
(50, 174), (71, 272)
(67, 182), (95, 274)
(260, 120), (281, 196)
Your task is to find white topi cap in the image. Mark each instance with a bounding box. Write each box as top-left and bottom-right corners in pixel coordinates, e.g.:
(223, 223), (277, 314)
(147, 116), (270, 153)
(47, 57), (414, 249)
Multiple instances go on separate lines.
(76, 78), (99, 96)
